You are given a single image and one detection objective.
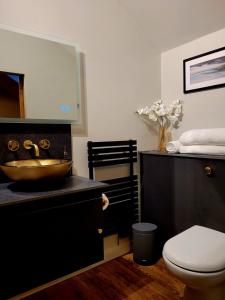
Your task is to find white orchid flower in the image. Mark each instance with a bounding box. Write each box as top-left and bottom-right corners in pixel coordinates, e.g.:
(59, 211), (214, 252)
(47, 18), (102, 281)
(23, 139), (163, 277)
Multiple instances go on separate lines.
(155, 104), (167, 117)
(148, 111), (158, 122)
(136, 99), (183, 129)
(137, 108), (143, 115)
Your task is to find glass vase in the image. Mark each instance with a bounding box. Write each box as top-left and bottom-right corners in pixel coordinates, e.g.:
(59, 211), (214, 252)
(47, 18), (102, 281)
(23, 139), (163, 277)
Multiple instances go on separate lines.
(158, 126), (170, 152)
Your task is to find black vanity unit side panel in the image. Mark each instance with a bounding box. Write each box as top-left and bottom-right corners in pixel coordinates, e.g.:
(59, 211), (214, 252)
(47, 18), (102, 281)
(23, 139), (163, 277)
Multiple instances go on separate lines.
(0, 190), (104, 300)
(140, 152), (225, 248)
(140, 153), (175, 244)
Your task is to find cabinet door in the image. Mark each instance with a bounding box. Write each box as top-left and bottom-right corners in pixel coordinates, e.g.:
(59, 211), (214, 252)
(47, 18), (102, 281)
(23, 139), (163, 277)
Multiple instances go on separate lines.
(141, 153), (225, 251)
(141, 154), (175, 244)
(0, 196), (103, 299)
(39, 197), (104, 276)
(174, 157), (225, 233)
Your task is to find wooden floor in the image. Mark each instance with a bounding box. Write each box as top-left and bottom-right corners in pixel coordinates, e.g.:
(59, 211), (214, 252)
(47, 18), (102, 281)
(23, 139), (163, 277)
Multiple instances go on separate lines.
(22, 254), (185, 300)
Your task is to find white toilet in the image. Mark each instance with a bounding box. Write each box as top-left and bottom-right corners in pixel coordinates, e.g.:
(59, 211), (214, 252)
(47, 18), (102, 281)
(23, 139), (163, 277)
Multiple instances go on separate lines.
(163, 225), (225, 300)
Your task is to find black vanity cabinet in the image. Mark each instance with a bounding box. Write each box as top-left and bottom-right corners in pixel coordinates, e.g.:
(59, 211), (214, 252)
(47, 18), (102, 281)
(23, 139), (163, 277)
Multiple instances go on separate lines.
(140, 151), (225, 250)
(0, 176), (105, 299)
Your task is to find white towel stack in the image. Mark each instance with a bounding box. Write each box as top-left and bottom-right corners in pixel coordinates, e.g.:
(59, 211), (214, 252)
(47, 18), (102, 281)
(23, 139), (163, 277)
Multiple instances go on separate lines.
(166, 128), (225, 155)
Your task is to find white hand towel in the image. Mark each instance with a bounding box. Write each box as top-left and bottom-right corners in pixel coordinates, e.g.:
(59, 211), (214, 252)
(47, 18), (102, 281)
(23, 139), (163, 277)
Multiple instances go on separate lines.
(179, 145), (225, 155)
(179, 128), (225, 146)
(166, 140), (181, 153)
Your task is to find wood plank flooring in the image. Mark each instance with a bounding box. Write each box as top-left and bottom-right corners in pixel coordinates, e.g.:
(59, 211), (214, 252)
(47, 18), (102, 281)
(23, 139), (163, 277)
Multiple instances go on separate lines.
(22, 254), (184, 300)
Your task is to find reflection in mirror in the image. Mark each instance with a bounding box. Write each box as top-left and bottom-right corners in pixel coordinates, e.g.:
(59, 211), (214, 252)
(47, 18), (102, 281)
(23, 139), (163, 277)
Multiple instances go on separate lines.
(0, 71), (25, 118)
(0, 26), (80, 123)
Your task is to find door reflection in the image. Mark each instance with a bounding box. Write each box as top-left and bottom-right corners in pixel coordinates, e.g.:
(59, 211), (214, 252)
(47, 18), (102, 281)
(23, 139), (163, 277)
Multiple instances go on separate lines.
(0, 71), (24, 118)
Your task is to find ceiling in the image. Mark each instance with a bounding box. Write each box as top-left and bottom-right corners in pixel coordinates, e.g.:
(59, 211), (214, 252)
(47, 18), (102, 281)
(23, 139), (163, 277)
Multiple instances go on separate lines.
(119, 0), (225, 52)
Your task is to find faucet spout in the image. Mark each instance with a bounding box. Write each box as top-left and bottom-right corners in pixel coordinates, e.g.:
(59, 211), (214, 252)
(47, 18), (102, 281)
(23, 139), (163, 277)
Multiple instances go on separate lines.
(23, 140), (40, 157)
(32, 143), (40, 157)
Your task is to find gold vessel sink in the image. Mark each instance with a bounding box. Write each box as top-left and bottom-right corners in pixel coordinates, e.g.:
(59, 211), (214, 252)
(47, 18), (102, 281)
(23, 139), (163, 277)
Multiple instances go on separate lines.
(0, 159), (72, 182)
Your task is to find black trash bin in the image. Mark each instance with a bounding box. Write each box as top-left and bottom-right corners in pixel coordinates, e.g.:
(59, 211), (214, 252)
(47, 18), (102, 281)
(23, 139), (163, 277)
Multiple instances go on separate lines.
(132, 222), (157, 265)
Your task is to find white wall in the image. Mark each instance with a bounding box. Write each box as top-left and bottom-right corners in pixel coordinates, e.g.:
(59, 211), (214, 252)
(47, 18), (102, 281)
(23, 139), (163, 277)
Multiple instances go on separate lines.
(0, 0), (161, 176)
(161, 28), (225, 140)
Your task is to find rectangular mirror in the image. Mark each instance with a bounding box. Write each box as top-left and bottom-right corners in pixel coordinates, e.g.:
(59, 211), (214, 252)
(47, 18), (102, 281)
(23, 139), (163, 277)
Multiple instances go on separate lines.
(0, 26), (81, 123)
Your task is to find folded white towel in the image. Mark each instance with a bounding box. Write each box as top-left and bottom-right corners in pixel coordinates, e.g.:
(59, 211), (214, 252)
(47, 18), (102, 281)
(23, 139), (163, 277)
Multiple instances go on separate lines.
(179, 128), (225, 146)
(179, 145), (225, 155)
(166, 140), (181, 153)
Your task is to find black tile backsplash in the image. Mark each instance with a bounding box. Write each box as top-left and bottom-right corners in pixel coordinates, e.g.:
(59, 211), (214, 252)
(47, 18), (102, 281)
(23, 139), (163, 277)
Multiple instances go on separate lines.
(0, 123), (72, 182)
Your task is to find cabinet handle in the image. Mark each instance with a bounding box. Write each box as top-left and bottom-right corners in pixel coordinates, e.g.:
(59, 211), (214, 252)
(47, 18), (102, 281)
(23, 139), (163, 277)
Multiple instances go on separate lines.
(204, 165), (215, 176)
(102, 193), (109, 210)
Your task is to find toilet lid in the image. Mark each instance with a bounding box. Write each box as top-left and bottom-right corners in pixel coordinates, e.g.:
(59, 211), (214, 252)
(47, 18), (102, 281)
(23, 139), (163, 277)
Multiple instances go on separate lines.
(164, 225), (225, 272)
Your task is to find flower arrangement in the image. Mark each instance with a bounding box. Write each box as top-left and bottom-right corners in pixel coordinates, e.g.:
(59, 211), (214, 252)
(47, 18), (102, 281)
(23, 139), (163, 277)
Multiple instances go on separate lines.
(136, 99), (183, 151)
(136, 99), (183, 129)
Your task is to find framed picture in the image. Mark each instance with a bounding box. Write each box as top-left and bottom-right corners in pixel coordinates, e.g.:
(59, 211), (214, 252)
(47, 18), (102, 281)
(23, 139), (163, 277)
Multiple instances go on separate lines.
(183, 46), (225, 93)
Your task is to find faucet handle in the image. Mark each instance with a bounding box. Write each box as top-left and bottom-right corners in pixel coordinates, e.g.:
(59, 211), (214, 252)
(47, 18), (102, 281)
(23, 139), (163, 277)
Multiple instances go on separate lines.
(8, 140), (20, 152)
(23, 139), (33, 150)
(39, 139), (51, 150)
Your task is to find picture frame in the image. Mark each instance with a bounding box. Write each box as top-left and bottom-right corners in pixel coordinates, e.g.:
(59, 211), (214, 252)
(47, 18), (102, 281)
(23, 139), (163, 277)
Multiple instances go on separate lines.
(183, 46), (225, 93)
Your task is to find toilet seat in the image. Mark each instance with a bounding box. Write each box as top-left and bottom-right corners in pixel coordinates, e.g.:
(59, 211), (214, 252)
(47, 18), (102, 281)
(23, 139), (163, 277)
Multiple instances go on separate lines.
(163, 225), (225, 273)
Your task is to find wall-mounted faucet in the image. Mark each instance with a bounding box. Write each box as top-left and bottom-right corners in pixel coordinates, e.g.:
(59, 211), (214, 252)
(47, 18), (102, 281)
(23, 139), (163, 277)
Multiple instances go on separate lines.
(23, 140), (40, 157)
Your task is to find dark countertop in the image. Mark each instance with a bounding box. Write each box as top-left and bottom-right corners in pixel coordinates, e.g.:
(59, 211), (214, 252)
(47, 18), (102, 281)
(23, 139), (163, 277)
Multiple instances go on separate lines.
(0, 176), (107, 207)
(139, 150), (225, 160)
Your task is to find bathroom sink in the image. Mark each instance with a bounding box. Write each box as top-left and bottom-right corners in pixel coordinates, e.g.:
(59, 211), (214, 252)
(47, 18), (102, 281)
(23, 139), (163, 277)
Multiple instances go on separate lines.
(0, 159), (72, 182)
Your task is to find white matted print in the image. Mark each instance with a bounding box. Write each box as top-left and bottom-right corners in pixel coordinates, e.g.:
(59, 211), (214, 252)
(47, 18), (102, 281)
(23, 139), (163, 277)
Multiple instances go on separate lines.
(183, 47), (225, 93)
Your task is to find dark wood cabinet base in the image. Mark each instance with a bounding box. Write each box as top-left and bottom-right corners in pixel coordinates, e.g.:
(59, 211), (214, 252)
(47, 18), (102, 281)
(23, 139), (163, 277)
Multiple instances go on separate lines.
(0, 176), (105, 299)
(140, 151), (225, 252)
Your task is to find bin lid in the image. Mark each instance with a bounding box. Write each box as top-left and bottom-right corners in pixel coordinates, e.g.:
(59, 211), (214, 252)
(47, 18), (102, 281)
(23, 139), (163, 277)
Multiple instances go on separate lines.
(132, 222), (157, 234)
